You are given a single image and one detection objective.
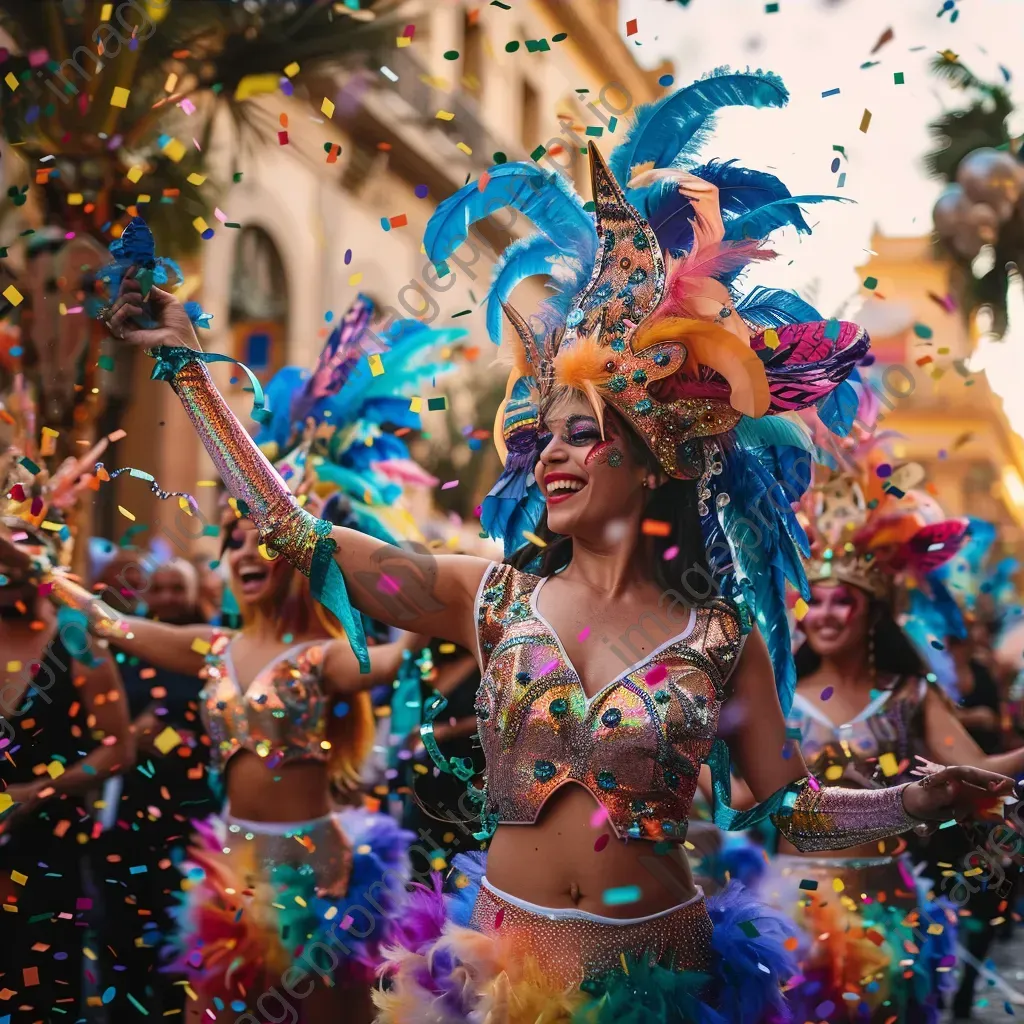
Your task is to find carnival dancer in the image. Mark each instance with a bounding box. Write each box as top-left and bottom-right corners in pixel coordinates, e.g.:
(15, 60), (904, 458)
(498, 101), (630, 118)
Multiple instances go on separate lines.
(0, 414), (135, 1024)
(102, 70), (1017, 1024)
(56, 281), (470, 1023)
(772, 436), (1024, 1024)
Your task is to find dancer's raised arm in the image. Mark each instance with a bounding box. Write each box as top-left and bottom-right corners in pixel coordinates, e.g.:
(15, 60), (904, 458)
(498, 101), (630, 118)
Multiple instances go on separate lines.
(104, 275), (489, 658)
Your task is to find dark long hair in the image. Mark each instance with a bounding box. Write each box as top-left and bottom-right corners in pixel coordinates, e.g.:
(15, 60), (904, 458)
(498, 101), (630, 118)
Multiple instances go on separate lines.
(505, 405), (713, 598)
(794, 596), (926, 680)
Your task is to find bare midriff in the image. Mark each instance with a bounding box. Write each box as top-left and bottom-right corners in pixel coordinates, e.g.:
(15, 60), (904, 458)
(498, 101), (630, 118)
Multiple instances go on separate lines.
(484, 782), (698, 917)
(221, 752), (333, 822)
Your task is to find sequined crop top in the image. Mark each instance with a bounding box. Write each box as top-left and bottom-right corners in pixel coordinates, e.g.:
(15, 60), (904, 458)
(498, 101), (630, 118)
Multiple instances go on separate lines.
(200, 632), (330, 775)
(473, 563), (747, 842)
(786, 676), (928, 787)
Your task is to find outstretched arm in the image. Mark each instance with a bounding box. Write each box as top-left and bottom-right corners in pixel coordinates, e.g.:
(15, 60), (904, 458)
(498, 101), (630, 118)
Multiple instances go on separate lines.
(724, 627), (1016, 851)
(105, 277), (488, 656)
(50, 573), (212, 676)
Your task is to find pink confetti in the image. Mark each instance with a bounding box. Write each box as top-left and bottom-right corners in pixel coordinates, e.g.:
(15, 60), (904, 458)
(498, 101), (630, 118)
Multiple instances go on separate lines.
(663, 545), (679, 560)
(807, 776), (820, 791)
(28, 49), (49, 68)
(178, 98), (196, 116)
(594, 833), (610, 852)
(441, 480), (459, 490)
(644, 664), (668, 686)
(214, 208), (229, 223)
(376, 574), (400, 595)
(493, 908), (504, 929)
(590, 805), (609, 828)
(340, 914), (354, 931)
(539, 658), (559, 676)
(577, 626), (591, 642)
(820, 686), (834, 701)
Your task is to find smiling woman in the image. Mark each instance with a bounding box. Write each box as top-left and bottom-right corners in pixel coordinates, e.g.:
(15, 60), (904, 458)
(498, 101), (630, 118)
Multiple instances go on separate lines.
(100, 68), (1018, 1024)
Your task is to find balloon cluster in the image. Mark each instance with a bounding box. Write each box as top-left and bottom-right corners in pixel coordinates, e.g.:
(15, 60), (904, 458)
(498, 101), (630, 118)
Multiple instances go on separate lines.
(933, 148), (1024, 260)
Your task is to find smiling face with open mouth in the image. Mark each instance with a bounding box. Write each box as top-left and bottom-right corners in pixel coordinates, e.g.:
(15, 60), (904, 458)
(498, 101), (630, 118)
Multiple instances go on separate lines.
(222, 514), (291, 609)
(801, 581), (872, 659)
(534, 394), (651, 538)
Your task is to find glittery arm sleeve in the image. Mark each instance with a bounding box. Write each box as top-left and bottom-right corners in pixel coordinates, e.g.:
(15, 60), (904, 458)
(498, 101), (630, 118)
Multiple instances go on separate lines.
(770, 779), (916, 852)
(146, 346), (370, 672)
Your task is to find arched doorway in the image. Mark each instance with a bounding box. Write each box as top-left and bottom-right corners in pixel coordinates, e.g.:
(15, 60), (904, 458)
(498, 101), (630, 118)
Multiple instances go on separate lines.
(229, 226), (289, 381)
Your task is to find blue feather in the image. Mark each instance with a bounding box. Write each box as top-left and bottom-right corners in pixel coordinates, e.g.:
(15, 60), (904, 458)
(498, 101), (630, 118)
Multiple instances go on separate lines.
(611, 68), (789, 191)
(725, 194), (849, 241)
(424, 163), (596, 270)
(816, 379), (860, 437)
(734, 285), (823, 328)
(486, 236), (562, 344)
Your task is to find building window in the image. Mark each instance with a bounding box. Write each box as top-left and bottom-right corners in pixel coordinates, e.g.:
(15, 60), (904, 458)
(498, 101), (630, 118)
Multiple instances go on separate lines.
(463, 12), (483, 97)
(521, 79), (539, 154)
(230, 227), (288, 381)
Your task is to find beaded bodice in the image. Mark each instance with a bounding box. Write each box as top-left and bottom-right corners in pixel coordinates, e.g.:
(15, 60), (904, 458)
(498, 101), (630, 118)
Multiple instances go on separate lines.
(786, 676), (928, 786)
(200, 632), (330, 775)
(473, 563), (746, 842)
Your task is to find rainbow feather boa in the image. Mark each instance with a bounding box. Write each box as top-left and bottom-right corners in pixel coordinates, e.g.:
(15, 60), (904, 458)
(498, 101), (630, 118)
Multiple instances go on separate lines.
(163, 808), (413, 1006)
(374, 853), (799, 1023)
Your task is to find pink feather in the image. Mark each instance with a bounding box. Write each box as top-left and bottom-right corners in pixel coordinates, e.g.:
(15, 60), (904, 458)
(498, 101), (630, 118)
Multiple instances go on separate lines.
(667, 240), (776, 292)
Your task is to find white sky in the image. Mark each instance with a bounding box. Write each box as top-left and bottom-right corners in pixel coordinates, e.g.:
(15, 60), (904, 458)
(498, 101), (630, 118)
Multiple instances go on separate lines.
(620, 0), (1024, 315)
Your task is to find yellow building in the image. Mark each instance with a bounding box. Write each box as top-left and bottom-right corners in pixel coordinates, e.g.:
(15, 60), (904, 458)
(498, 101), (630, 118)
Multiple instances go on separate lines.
(854, 231), (1024, 554)
(108, 0), (666, 559)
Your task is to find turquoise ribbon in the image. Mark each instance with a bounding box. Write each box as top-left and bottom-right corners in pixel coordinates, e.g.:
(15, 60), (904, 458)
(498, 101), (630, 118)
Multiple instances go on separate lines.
(148, 346), (273, 425)
(706, 737), (801, 831)
(310, 518), (369, 674)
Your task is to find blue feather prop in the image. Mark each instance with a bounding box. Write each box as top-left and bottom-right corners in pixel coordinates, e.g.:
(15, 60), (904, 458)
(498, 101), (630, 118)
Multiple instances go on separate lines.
(725, 194), (849, 241)
(815, 379), (860, 437)
(424, 163), (597, 272)
(734, 285), (823, 328)
(486, 235), (563, 344)
(610, 68), (789, 192)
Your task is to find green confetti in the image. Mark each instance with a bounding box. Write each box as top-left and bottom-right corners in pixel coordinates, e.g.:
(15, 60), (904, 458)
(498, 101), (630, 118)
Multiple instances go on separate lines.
(739, 919), (761, 937)
(585, 126), (604, 137)
(492, 151), (507, 163)
(443, 50), (459, 60)
(19, 456), (40, 475)
(913, 323), (933, 339)
(894, 71), (905, 84)
(552, 32), (567, 42)
(98, 354), (116, 371)
(765, 1), (779, 10)
(530, 144), (547, 161)
(505, 40), (520, 53)
(863, 276), (878, 290)
(427, 397), (448, 411)
(525, 39), (550, 53)
(232, 172), (243, 182)
(451, 309), (472, 318)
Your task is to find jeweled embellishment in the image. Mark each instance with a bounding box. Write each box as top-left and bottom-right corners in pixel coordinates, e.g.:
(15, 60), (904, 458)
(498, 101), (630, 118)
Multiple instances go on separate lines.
(534, 760), (556, 781)
(597, 770), (617, 790)
(566, 308), (584, 327)
(631, 369), (648, 385)
(515, 671), (531, 685)
(654, 689), (671, 704)
(634, 398), (653, 415)
(549, 698), (568, 716)
(608, 374), (628, 393)
(601, 707), (622, 728)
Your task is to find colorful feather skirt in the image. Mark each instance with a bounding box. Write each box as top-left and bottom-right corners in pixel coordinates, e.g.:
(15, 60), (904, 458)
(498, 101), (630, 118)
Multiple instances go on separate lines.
(164, 808), (413, 1012)
(373, 852), (799, 1023)
(761, 855), (958, 1024)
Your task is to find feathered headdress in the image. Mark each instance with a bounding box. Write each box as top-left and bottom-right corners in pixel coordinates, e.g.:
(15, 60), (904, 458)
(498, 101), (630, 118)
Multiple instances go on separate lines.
(253, 295), (467, 546)
(424, 69), (866, 555)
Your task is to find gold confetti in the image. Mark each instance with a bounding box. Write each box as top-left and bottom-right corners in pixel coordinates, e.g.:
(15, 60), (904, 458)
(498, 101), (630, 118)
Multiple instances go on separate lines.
(126, 166), (143, 183)
(3, 285), (23, 306)
(456, 142), (473, 155)
(190, 638), (211, 655)
(435, 110), (455, 121)
(859, 109), (872, 133)
(100, 2), (113, 18)
(348, 272), (363, 286)
(283, 61), (300, 77)
(409, 397), (423, 413)
(117, 505), (136, 521)
(6, 661), (22, 672)
(321, 97), (335, 118)
(0, 793), (13, 813)
(878, 752), (899, 776)
(136, 194), (150, 204)
(192, 217), (210, 234)
(793, 597), (809, 620)
(438, 643), (456, 654)
(187, 173), (206, 186)
(162, 137), (186, 162)
(110, 86), (130, 108)
(10, 869), (26, 885)
(47, 761), (65, 779)
(154, 727), (182, 755)
(832, 877), (844, 892)
(763, 328), (780, 350)
(368, 354), (384, 377)
(522, 530), (547, 548)
(5, 72), (19, 92)
(825, 764), (844, 781)
(67, 193), (84, 205)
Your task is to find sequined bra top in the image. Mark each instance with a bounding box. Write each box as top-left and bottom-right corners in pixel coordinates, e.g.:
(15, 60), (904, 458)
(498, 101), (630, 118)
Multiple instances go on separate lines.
(200, 632), (330, 775)
(786, 676), (928, 787)
(474, 563), (746, 842)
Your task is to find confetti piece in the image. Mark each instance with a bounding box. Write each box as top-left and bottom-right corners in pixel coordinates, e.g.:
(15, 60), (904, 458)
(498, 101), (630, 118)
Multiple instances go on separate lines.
(590, 805), (609, 827)
(117, 505), (136, 522)
(641, 519), (671, 537)
(110, 86), (130, 108)
(578, 626), (591, 642)
(625, 18), (638, 35)
(436, 110), (455, 121)
(381, 66), (398, 82)
(190, 638), (211, 656)
(859, 109), (872, 133)
(161, 137), (186, 162)
(427, 396), (448, 411)
(894, 71), (905, 85)
(594, 833), (610, 852)
(798, 879), (819, 890)
(47, 761), (65, 779)
(348, 272), (363, 286)
(5, 72), (19, 92)
(644, 664), (668, 686)
(793, 597), (809, 620)
(10, 870), (27, 885)
(879, 751), (899, 776)
(187, 173), (206, 186)
(321, 97), (335, 118)
(409, 397), (422, 413)
(3, 285), (24, 307)
(603, 885), (641, 906)
(441, 480), (459, 490)
(283, 61), (300, 77)
(522, 530), (546, 547)
(389, 214), (408, 229)
(820, 686), (834, 701)
(821, 88), (840, 98)
(154, 727), (182, 754)
(763, 328), (780, 350)
(367, 353), (384, 377)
